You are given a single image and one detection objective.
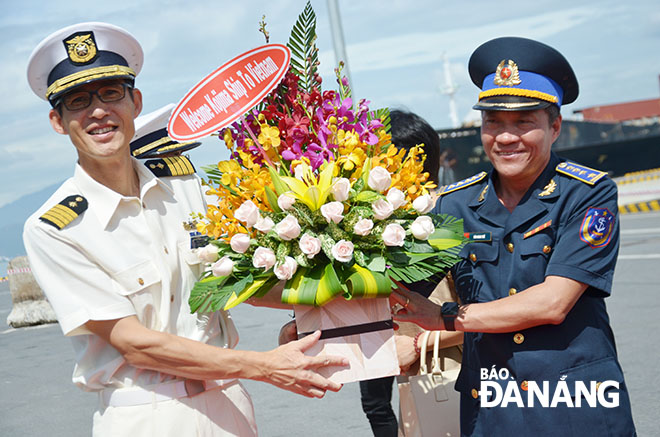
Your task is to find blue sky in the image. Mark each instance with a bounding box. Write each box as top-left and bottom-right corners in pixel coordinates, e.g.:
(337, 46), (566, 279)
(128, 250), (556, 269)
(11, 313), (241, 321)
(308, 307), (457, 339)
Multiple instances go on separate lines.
(2, 0), (659, 208)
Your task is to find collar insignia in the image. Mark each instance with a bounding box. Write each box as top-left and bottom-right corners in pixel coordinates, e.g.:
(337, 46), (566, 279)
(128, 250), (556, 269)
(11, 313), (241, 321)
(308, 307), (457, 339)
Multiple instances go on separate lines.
(538, 179), (557, 197)
(494, 60), (521, 86)
(478, 184), (488, 202)
(64, 32), (98, 64)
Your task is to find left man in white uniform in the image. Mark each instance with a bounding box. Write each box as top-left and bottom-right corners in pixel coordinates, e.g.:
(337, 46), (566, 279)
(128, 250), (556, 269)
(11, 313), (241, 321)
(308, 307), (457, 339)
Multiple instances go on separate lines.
(23, 22), (346, 437)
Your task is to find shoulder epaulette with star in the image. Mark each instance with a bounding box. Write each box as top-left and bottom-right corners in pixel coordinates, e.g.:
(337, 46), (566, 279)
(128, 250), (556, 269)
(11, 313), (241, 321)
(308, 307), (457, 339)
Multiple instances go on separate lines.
(436, 171), (488, 196)
(39, 195), (88, 230)
(555, 161), (607, 185)
(144, 156), (196, 177)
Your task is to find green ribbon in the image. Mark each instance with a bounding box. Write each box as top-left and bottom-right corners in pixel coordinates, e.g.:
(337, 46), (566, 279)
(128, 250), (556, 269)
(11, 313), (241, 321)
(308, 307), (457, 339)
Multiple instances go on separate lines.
(281, 263), (392, 306)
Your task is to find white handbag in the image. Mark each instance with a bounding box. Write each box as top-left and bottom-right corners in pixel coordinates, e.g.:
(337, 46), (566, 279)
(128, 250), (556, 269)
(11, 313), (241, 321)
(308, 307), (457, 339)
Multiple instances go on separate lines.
(398, 331), (461, 437)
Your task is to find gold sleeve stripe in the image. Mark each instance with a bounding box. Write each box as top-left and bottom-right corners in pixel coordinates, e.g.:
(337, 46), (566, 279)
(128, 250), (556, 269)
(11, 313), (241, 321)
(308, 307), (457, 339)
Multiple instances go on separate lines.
(479, 87), (558, 104)
(46, 65), (136, 98)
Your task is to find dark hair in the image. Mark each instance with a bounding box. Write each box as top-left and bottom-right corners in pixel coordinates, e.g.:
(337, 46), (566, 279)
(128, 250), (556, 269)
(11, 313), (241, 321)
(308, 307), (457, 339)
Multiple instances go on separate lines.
(389, 109), (440, 184)
(545, 104), (561, 124)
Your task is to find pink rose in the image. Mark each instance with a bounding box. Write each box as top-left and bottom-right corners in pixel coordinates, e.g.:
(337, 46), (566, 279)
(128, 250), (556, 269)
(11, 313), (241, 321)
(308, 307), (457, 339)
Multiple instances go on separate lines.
(410, 216), (435, 240)
(353, 218), (374, 236)
(382, 223), (406, 247)
(253, 247), (276, 271)
(331, 178), (351, 202)
(255, 216), (274, 233)
(234, 200), (261, 227)
(230, 233), (251, 253)
(412, 194), (436, 214)
(277, 193), (296, 211)
(386, 188), (407, 210)
(211, 256), (234, 277)
(275, 215), (301, 241)
(321, 201), (345, 224)
(274, 256), (298, 280)
(368, 166), (392, 193)
(372, 199), (394, 220)
(299, 233), (321, 258)
(332, 240), (354, 263)
(197, 244), (219, 263)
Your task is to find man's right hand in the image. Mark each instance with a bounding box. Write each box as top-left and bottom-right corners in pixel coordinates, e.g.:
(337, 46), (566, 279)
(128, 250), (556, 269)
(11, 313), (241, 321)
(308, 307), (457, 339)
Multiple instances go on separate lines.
(261, 330), (348, 398)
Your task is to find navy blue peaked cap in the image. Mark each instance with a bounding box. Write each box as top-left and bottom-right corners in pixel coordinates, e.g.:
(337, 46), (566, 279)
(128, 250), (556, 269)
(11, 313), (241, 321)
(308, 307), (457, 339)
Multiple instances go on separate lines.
(469, 37), (578, 111)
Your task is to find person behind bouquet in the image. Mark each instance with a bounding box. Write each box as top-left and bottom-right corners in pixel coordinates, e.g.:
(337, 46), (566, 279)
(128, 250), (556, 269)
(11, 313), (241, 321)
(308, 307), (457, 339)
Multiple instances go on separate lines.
(390, 37), (635, 436)
(23, 22), (346, 437)
(358, 109), (463, 437)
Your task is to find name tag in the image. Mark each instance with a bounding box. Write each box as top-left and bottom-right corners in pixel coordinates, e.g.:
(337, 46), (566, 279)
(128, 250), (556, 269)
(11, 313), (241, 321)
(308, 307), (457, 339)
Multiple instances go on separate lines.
(464, 232), (492, 242)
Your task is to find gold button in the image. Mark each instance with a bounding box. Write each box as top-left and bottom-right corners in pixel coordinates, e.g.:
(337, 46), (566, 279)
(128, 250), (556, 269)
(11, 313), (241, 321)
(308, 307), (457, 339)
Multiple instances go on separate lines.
(471, 388), (479, 399)
(506, 243), (514, 253)
(596, 381), (602, 391)
(513, 333), (525, 344)
(543, 245), (552, 254)
(508, 288), (517, 296)
(164, 246), (169, 254)
(170, 295), (175, 303)
(469, 253), (477, 262)
(138, 278), (144, 286)
(521, 380), (529, 391)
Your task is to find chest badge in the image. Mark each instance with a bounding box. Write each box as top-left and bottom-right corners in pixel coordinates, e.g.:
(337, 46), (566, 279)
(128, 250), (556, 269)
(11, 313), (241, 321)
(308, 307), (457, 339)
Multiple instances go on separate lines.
(580, 207), (615, 248)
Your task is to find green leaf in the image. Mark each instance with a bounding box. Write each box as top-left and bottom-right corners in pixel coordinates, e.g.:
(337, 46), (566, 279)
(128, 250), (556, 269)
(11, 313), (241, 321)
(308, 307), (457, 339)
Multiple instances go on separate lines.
(264, 185), (282, 212)
(355, 190), (383, 203)
(268, 166), (289, 196)
(366, 255), (386, 272)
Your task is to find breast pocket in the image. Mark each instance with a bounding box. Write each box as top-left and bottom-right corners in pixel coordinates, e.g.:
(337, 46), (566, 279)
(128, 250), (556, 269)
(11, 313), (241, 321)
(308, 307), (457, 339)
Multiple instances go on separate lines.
(519, 231), (555, 260)
(111, 260), (161, 325)
(454, 243), (499, 303)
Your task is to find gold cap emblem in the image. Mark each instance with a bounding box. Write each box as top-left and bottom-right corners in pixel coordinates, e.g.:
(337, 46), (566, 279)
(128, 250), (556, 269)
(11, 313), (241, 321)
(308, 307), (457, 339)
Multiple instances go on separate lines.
(64, 32), (97, 64)
(494, 59), (521, 86)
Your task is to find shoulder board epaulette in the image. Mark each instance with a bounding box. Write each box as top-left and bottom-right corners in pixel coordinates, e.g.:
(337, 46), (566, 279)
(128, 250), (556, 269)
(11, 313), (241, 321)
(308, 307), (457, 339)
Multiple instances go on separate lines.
(144, 156), (196, 177)
(39, 195), (88, 230)
(555, 161), (607, 185)
(436, 171), (488, 196)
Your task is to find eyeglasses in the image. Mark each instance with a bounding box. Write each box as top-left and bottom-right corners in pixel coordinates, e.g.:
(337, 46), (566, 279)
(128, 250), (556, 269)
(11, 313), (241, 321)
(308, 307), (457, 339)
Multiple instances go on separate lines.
(57, 83), (132, 111)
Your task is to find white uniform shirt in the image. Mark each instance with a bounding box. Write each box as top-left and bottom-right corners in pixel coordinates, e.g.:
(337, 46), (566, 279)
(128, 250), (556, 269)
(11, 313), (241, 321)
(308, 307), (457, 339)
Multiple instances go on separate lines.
(23, 159), (238, 391)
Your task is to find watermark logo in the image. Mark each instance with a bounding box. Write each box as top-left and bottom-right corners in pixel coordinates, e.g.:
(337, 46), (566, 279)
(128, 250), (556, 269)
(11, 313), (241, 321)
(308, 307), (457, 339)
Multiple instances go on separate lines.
(479, 367), (619, 408)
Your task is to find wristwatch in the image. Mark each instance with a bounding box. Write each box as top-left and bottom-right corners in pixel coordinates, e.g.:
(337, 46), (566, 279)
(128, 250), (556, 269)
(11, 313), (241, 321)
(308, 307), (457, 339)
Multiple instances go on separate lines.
(441, 302), (459, 331)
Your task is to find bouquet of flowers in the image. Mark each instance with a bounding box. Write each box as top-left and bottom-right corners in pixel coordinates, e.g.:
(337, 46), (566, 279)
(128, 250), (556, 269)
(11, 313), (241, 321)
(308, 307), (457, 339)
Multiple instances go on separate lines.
(188, 2), (465, 315)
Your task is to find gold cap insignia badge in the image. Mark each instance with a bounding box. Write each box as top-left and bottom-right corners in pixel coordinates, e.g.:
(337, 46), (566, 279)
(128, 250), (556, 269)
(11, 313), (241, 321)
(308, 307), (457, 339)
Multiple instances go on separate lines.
(64, 32), (98, 64)
(494, 60), (521, 86)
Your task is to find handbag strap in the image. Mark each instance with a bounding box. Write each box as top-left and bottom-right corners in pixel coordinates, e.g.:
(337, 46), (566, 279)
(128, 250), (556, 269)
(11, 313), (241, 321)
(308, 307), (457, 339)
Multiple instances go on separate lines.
(418, 330), (432, 375)
(430, 331), (442, 374)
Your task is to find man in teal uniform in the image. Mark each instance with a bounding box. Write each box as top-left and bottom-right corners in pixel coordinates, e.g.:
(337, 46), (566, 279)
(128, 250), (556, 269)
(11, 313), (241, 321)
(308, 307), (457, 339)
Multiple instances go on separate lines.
(392, 37), (635, 436)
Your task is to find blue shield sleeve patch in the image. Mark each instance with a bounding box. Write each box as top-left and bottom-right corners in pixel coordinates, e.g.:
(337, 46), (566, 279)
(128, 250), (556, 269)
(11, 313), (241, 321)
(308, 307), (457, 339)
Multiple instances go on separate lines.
(579, 207), (615, 248)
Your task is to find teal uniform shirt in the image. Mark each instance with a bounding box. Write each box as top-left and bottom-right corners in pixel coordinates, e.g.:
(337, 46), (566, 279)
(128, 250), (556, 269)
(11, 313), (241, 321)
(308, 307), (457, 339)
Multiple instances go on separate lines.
(435, 152), (635, 436)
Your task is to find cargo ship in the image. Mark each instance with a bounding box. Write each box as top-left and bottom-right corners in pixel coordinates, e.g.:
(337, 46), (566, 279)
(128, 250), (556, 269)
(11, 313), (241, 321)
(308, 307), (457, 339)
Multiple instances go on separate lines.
(437, 97), (660, 180)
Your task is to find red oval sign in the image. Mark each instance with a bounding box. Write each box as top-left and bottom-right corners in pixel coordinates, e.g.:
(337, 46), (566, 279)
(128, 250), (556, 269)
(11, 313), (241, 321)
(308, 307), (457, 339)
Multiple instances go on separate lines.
(168, 44), (291, 141)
